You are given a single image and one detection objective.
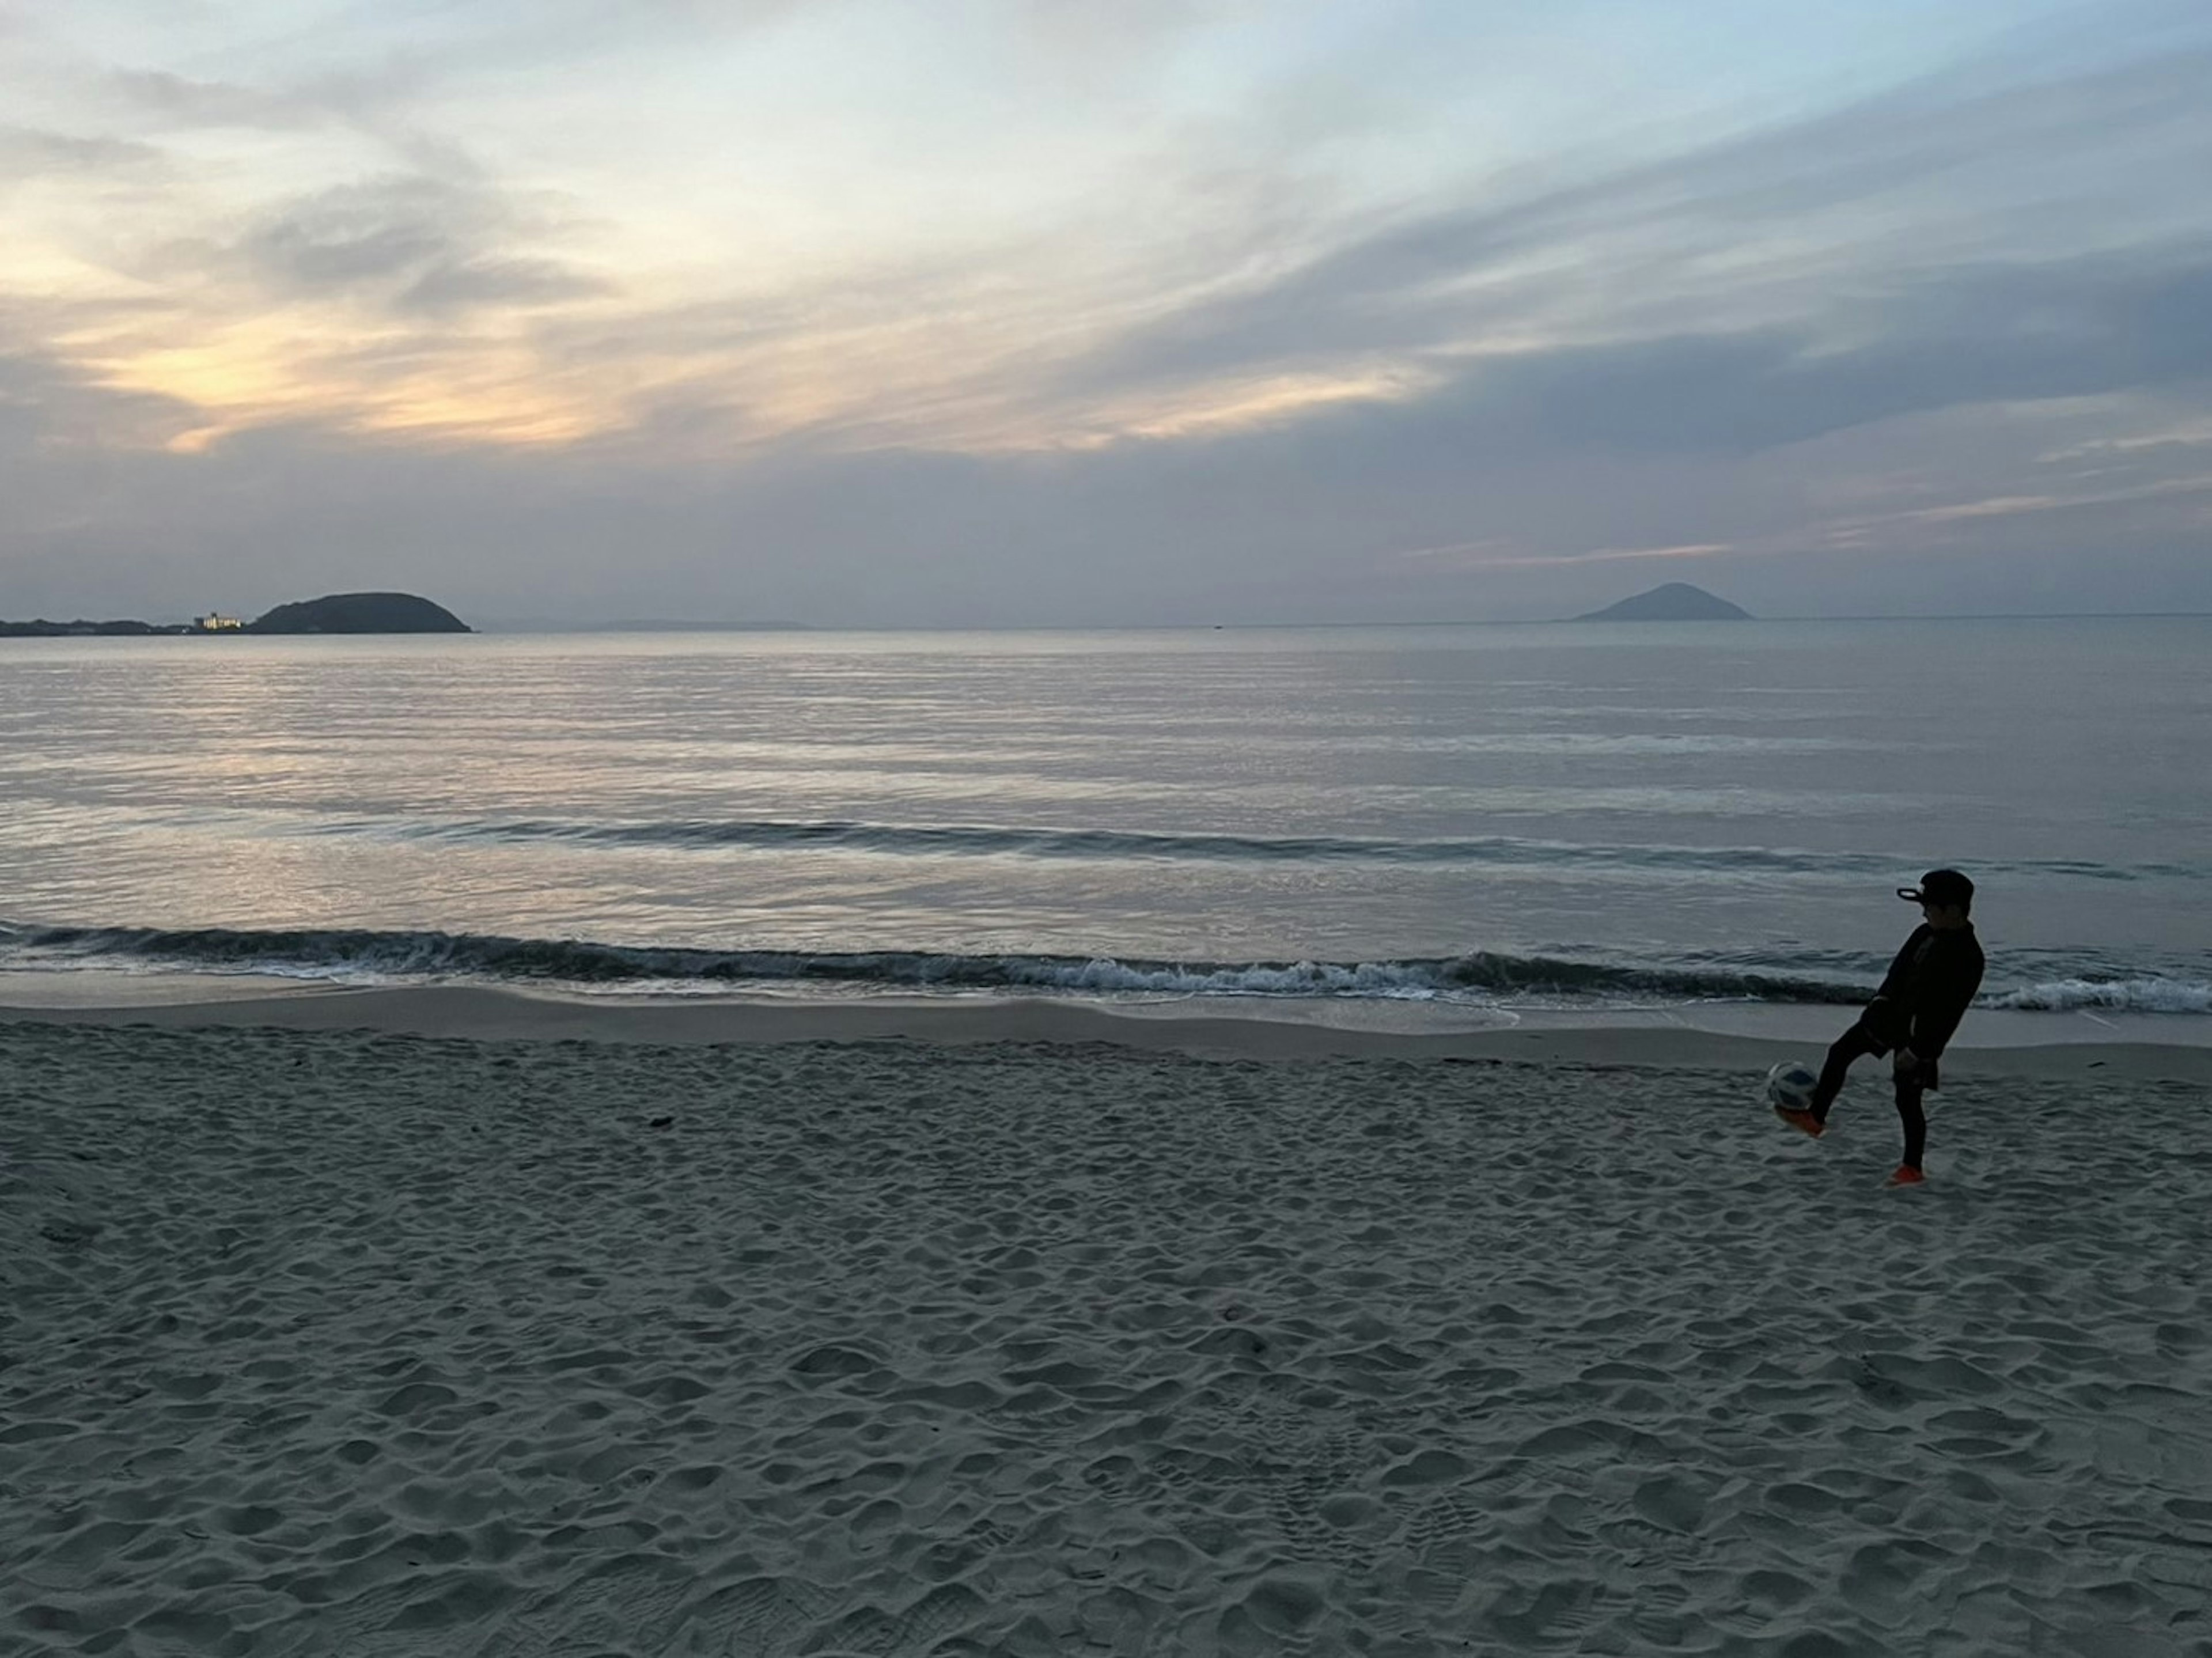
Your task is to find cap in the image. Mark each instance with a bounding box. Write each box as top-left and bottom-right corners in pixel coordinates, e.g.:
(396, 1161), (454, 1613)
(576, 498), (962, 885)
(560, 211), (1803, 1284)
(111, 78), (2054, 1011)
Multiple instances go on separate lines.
(1897, 868), (1974, 909)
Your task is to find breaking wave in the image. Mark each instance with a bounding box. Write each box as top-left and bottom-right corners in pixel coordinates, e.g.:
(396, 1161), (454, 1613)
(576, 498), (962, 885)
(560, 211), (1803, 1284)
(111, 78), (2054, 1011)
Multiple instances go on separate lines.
(1987, 976), (2212, 1015)
(2, 921), (2204, 1013)
(1, 921), (1862, 1004)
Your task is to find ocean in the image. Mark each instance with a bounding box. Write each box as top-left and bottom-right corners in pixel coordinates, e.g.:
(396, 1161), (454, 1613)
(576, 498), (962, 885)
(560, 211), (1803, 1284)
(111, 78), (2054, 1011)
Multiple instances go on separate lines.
(2, 618), (2206, 1016)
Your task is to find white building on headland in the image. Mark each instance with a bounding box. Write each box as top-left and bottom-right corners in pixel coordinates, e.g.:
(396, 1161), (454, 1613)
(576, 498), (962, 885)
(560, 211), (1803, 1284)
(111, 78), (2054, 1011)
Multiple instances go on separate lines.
(194, 612), (243, 631)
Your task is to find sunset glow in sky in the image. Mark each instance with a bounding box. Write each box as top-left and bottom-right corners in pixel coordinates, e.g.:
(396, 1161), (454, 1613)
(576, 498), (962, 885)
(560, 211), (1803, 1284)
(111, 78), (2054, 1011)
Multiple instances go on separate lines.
(5, 0), (2211, 623)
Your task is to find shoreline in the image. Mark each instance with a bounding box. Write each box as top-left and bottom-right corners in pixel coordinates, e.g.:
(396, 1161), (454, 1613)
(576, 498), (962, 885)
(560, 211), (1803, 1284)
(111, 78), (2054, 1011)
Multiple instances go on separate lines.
(6, 974), (2209, 1081)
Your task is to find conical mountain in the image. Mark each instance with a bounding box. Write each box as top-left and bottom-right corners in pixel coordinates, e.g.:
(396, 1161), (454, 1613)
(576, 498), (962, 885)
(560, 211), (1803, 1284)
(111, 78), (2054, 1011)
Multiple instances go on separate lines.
(1573, 583), (1750, 621)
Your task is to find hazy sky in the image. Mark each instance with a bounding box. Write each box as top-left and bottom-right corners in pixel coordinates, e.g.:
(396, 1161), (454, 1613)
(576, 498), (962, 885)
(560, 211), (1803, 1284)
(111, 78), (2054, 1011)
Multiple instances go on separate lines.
(5, 0), (2210, 624)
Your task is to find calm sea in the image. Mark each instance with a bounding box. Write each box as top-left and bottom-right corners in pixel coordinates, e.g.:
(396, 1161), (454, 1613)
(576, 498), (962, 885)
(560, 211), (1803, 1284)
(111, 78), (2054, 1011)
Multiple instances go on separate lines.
(2, 620), (2206, 1015)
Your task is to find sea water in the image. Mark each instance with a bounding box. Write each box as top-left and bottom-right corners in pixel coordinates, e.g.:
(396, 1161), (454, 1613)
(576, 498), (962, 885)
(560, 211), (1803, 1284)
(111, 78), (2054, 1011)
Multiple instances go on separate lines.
(1, 618), (2206, 1015)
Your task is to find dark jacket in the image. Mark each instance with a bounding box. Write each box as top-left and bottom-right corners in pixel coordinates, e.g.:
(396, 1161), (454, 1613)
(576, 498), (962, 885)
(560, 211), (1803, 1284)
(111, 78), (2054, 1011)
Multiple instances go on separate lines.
(1861, 922), (1985, 1085)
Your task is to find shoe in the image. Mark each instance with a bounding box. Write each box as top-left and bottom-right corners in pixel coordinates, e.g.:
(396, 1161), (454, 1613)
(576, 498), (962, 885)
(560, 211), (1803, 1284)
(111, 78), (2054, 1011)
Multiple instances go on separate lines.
(1774, 1105), (1825, 1139)
(1884, 1165), (1926, 1188)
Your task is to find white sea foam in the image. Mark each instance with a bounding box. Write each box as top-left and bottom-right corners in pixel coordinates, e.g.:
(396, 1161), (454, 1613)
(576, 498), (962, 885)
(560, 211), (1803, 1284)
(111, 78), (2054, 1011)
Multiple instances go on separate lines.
(1989, 976), (2212, 1014)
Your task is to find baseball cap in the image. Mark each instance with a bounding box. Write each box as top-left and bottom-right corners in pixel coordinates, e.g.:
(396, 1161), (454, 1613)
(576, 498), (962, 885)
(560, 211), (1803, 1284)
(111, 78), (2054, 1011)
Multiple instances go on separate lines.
(1897, 868), (1974, 909)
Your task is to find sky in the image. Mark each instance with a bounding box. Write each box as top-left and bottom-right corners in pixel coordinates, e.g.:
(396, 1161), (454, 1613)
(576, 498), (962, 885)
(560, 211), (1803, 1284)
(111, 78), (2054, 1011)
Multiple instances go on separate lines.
(3, 0), (2210, 626)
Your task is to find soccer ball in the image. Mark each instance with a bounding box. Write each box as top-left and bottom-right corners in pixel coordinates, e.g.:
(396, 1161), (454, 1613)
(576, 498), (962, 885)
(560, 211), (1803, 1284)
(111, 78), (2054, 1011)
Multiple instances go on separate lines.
(1766, 1061), (1819, 1111)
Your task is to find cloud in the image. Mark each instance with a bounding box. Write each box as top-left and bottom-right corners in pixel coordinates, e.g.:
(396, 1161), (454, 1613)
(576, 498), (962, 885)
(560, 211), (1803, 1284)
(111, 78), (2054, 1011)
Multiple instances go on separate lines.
(237, 177), (476, 291)
(397, 256), (614, 314)
(1038, 41), (2212, 431)
(0, 123), (162, 176)
(1391, 249), (2212, 458)
(109, 69), (319, 130)
(58, 2), (2207, 467)
(0, 166), (622, 451)
(6, 2), (2212, 623)
(6, 306), (2211, 628)
(181, 174), (610, 319)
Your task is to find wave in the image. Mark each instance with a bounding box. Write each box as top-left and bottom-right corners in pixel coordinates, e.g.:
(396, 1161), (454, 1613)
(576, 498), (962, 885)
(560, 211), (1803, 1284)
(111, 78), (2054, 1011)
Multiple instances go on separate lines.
(4, 921), (2204, 1013)
(1986, 977), (2212, 1015)
(293, 814), (2200, 882)
(349, 813), (1870, 867)
(1, 921), (1865, 1004)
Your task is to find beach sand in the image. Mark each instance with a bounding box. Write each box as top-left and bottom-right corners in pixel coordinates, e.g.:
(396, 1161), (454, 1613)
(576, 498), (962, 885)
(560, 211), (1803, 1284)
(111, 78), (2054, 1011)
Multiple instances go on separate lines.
(4, 998), (2210, 1655)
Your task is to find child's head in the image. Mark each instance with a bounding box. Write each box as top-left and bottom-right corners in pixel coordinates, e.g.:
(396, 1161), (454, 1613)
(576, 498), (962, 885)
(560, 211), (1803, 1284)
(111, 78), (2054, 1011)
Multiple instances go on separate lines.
(1897, 868), (1973, 926)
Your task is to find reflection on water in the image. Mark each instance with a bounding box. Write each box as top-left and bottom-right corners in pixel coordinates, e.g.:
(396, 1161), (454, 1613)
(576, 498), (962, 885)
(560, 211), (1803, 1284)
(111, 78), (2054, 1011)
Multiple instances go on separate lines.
(1, 621), (2207, 997)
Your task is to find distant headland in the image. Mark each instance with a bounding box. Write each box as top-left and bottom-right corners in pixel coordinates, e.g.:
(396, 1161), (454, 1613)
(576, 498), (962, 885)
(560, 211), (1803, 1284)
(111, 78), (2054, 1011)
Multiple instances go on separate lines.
(1572, 583), (1751, 621)
(0, 592), (472, 638)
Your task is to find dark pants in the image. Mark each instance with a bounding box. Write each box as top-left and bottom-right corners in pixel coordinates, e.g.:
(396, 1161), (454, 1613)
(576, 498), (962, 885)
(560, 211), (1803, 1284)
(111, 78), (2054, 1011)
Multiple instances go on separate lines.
(1810, 1023), (1927, 1169)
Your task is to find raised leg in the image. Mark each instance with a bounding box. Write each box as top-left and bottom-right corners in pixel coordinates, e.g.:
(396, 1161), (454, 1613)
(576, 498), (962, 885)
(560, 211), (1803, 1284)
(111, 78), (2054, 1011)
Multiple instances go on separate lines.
(1809, 1023), (1882, 1122)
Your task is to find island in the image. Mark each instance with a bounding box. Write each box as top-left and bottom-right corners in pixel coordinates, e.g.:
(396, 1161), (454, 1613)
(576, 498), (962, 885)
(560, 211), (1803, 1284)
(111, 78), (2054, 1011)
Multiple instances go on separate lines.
(246, 592), (472, 634)
(2, 591), (472, 638)
(1573, 582), (1751, 621)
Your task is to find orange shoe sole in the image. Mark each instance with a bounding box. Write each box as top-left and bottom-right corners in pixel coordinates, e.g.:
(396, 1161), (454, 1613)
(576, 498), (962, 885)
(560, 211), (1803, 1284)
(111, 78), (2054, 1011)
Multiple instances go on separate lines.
(1774, 1105), (1825, 1139)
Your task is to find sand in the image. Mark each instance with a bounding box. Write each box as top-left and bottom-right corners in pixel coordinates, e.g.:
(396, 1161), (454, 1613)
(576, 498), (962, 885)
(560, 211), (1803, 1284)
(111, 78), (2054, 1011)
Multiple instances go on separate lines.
(4, 1000), (2210, 1655)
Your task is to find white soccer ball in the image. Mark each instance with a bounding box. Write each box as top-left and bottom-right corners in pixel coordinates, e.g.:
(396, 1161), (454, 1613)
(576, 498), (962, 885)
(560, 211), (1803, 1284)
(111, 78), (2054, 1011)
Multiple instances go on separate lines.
(1766, 1060), (1819, 1110)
